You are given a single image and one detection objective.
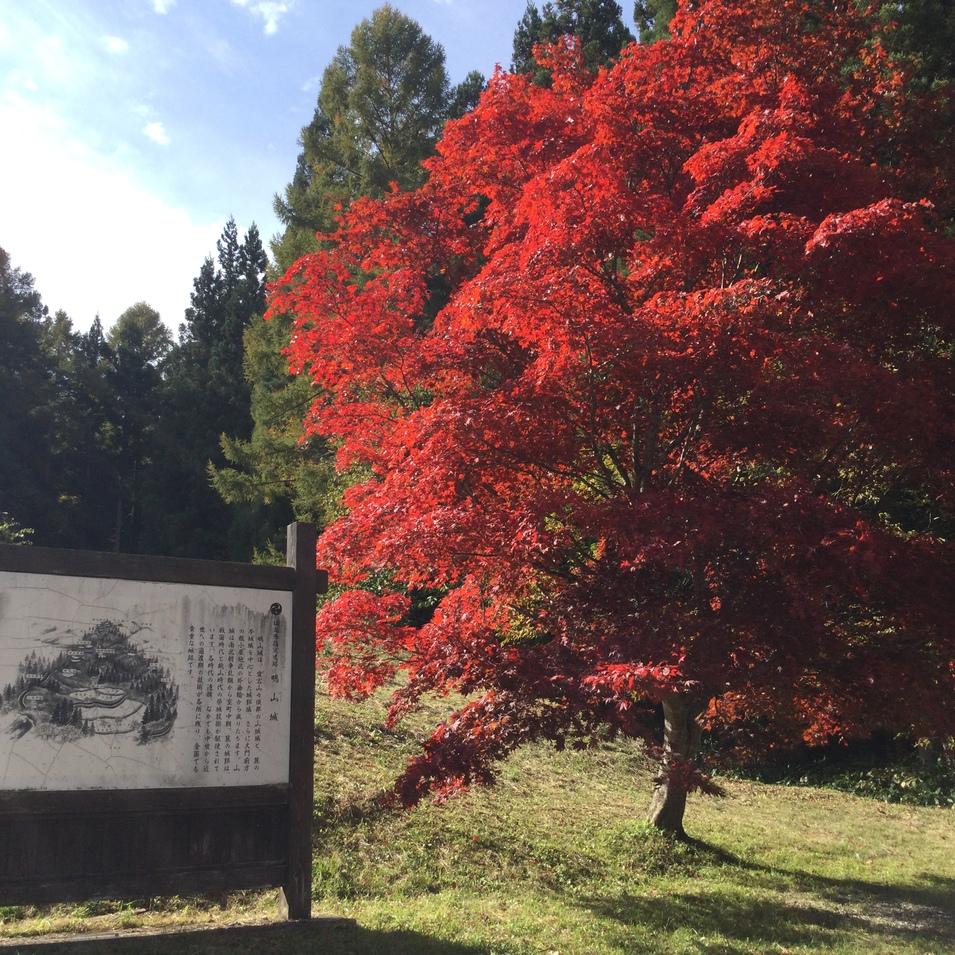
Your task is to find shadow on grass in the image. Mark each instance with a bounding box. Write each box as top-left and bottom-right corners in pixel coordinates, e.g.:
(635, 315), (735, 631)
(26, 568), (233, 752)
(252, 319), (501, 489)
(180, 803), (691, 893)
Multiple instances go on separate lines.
(0, 919), (489, 955)
(581, 837), (955, 951)
(689, 837), (955, 916)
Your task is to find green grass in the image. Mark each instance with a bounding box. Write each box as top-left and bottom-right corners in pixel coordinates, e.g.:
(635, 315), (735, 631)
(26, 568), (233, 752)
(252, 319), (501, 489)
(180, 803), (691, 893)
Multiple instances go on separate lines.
(1, 688), (952, 953)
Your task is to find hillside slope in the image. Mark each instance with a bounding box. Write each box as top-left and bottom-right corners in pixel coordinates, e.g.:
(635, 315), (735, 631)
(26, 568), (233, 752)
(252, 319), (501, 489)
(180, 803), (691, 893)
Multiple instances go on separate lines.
(1, 688), (952, 953)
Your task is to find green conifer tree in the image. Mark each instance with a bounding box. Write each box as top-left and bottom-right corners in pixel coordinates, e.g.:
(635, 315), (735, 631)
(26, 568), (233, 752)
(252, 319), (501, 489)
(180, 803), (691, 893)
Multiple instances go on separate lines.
(448, 70), (487, 120)
(513, 0), (633, 80)
(147, 220), (267, 559)
(883, 0), (955, 89)
(104, 303), (171, 553)
(214, 6), (478, 560)
(0, 247), (55, 541)
(633, 0), (676, 42)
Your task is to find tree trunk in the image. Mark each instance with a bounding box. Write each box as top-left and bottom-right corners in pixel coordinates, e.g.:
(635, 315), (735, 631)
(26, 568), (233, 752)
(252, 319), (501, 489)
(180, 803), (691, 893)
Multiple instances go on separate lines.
(647, 693), (703, 838)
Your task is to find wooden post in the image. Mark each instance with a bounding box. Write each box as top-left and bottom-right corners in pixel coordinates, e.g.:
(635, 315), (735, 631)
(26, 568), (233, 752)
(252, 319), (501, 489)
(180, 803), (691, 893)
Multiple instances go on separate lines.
(280, 523), (320, 920)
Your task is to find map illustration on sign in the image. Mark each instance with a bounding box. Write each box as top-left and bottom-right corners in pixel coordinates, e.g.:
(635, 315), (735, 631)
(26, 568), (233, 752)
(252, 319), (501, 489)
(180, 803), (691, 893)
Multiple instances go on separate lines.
(0, 572), (292, 791)
(2, 619), (179, 745)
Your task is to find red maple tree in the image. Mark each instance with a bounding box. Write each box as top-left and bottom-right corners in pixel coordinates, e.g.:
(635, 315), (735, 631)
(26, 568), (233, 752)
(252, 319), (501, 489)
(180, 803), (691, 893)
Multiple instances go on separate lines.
(273, 0), (955, 835)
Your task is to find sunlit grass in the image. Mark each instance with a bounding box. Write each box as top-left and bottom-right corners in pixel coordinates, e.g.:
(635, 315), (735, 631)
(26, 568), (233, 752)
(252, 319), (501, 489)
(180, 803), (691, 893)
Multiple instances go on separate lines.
(1, 686), (952, 953)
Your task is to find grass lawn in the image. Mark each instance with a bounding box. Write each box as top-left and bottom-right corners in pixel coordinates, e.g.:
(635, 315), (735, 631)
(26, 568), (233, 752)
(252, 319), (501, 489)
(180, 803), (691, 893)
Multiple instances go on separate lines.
(1, 688), (952, 953)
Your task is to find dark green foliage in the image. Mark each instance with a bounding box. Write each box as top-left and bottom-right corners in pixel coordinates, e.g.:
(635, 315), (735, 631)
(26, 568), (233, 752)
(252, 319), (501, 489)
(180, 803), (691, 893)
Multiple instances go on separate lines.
(1, 221), (267, 559)
(1, 245), (188, 553)
(104, 302), (172, 552)
(272, 5), (453, 273)
(0, 251), (118, 549)
(173, 217), (266, 422)
(217, 7), (469, 559)
(633, 0), (676, 42)
(448, 70), (487, 120)
(512, 2), (546, 75)
(554, 0), (634, 68)
(0, 247), (54, 541)
(47, 316), (118, 549)
(730, 737), (955, 808)
(0, 229), (284, 559)
(512, 0), (633, 80)
(882, 0), (955, 88)
(332, 5), (450, 192)
(146, 219), (268, 559)
(211, 312), (345, 563)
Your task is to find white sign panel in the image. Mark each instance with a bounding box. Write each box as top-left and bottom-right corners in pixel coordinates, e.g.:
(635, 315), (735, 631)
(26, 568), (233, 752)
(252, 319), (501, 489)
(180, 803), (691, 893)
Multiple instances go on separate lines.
(0, 572), (292, 791)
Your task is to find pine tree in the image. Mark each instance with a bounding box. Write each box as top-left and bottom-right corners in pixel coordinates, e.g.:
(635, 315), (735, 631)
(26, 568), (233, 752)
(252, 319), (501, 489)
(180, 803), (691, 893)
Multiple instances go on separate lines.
(214, 7), (474, 560)
(512, 2), (546, 75)
(270, 6), (456, 273)
(104, 302), (171, 553)
(213, 310), (344, 558)
(0, 247), (55, 541)
(37, 311), (118, 549)
(217, 218), (241, 293)
(883, 0), (955, 89)
(448, 70), (487, 120)
(148, 220), (268, 559)
(633, 0), (675, 42)
(512, 0), (633, 80)
(237, 224), (267, 319)
(555, 0), (633, 68)
(2, 254), (123, 551)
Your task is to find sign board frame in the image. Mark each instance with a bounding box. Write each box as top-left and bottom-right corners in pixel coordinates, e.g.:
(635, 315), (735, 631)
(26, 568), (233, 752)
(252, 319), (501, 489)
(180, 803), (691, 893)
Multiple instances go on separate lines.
(0, 523), (323, 920)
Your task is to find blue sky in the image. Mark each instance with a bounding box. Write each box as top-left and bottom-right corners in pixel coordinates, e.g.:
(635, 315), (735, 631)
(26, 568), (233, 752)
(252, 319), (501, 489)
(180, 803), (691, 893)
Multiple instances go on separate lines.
(0, 1), (638, 332)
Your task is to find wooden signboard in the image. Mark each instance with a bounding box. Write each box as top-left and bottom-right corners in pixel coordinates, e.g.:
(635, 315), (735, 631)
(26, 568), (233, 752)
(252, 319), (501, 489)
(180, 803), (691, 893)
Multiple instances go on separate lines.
(0, 524), (323, 919)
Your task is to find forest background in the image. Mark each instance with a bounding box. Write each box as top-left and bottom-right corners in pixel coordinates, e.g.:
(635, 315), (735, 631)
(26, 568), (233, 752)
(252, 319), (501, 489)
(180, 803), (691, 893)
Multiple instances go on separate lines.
(2, 0), (952, 564)
(2, 0), (954, 808)
(1, 0), (672, 561)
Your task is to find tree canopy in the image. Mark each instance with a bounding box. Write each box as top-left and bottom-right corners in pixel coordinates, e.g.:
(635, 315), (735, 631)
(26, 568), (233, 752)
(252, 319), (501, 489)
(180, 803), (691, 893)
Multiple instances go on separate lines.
(150, 218), (268, 560)
(271, 4), (469, 274)
(632, 0), (675, 42)
(513, 0), (633, 78)
(215, 5), (485, 560)
(273, 0), (955, 834)
(104, 302), (172, 552)
(0, 247), (53, 540)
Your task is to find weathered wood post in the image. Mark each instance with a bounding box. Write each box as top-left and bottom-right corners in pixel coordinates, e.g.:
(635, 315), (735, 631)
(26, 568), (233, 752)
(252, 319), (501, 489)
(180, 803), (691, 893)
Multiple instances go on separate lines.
(280, 522), (322, 920)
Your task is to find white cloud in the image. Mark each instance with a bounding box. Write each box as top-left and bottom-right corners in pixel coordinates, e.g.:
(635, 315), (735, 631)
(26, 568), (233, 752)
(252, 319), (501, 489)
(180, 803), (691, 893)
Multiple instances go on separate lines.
(230, 0), (293, 36)
(143, 120), (170, 145)
(0, 92), (220, 331)
(152, 0), (176, 13)
(34, 35), (72, 85)
(102, 35), (129, 55)
(8, 70), (39, 94)
(205, 35), (238, 73)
